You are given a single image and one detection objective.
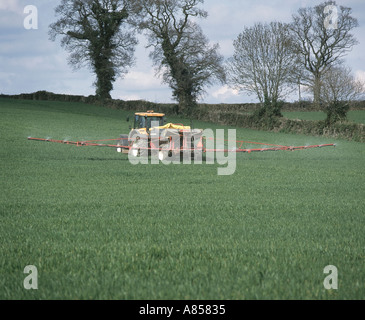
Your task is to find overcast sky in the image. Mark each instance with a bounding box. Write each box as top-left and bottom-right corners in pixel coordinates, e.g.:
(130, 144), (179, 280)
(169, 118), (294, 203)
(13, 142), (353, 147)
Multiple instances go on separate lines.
(0, 0), (364, 104)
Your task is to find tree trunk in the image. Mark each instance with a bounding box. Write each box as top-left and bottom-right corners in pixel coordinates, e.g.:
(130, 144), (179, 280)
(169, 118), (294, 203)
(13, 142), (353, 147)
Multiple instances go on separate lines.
(175, 90), (196, 116)
(313, 74), (322, 110)
(162, 39), (197, 116)
(95, 78), (112, 99)
(93, 55), (114, 100)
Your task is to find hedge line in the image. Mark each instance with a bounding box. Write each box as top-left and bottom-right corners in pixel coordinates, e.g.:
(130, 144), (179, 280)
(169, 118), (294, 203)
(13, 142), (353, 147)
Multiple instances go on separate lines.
(1, 91), (364, 142)
(190, 110), (365, 143)
(277, 118), (364, 142)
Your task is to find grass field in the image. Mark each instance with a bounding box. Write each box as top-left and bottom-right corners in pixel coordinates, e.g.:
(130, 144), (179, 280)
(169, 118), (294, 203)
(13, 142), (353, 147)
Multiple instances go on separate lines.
(282, 110), (365, 124)
(1, 98), (364, 300)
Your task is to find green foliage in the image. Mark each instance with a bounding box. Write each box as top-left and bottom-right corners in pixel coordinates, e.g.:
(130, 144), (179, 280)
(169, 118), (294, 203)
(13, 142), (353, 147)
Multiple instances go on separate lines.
(249, 100), (284, 130)
(324, 101), (351, 125)
(49, 0), (137, 100)
(136, 0), (225, 115)
(1, 98), (364, 299)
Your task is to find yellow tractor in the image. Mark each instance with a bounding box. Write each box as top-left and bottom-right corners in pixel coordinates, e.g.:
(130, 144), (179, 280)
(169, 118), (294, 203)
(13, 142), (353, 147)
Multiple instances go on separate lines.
(117, 110), (204, 161)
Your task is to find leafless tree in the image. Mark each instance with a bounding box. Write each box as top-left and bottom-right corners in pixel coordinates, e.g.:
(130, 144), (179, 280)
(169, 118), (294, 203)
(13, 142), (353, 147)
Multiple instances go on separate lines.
(289, 1), (359, 108)
(318, 65), (365, 123)
(133, 0), (226, 115)
(227, 22), (299, 117)
(49, 0), (138, 99)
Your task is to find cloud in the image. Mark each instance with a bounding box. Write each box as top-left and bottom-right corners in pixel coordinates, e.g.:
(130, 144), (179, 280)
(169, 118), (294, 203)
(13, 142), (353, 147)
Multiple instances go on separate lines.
(0, 71), (17, 89)
(1, 0), (364, 105)
(355, 70), (365, 90)
(0, 1), (23, 29)
(118, 94), (142, 101)
(215, 39), (235, 57)
(111, 69), (174, 102)
(355, 70), (365, 80)
(122, 71), (161, 90)
(211, 85), (240, 101)
(0, 0), (22, 12)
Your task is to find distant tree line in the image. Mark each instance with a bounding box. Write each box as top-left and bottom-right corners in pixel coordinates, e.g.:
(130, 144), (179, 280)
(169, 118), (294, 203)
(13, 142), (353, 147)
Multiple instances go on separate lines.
(49, 0), (364, 124)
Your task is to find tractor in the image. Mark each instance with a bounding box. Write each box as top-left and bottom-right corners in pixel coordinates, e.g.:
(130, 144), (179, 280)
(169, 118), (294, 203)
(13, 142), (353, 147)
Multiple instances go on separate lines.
(117, 110), (204, 161)
(28, 109), (336, 159)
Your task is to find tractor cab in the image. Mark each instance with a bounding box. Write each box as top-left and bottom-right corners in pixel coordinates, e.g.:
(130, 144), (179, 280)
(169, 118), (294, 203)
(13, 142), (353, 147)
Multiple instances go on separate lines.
(133, 111), (165, 132)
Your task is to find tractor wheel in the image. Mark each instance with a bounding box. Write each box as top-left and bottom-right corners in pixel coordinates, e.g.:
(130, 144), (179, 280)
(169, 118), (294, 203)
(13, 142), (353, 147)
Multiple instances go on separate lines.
(119, 134), (129, 147)
(131, 142), (141, 157)
(131, 141), (149, 158)
(117, 134), (129, 153)
(158, 150), (166, 161)
(158, 150), (172, 161)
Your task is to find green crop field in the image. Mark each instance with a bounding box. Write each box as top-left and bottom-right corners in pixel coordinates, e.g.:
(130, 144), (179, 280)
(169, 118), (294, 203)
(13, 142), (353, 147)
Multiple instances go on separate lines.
(282, 110), (365, 124)
(1, 98), (364, 300)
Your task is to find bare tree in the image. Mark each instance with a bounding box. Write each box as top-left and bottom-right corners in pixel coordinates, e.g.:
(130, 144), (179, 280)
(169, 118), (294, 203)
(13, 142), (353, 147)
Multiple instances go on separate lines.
(228, 22), (298, 117)
(318, 65), (365, 124)
(49, 0), (138, 99)
(133, 0), (226, 115)
(290, 1), (359, 108)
